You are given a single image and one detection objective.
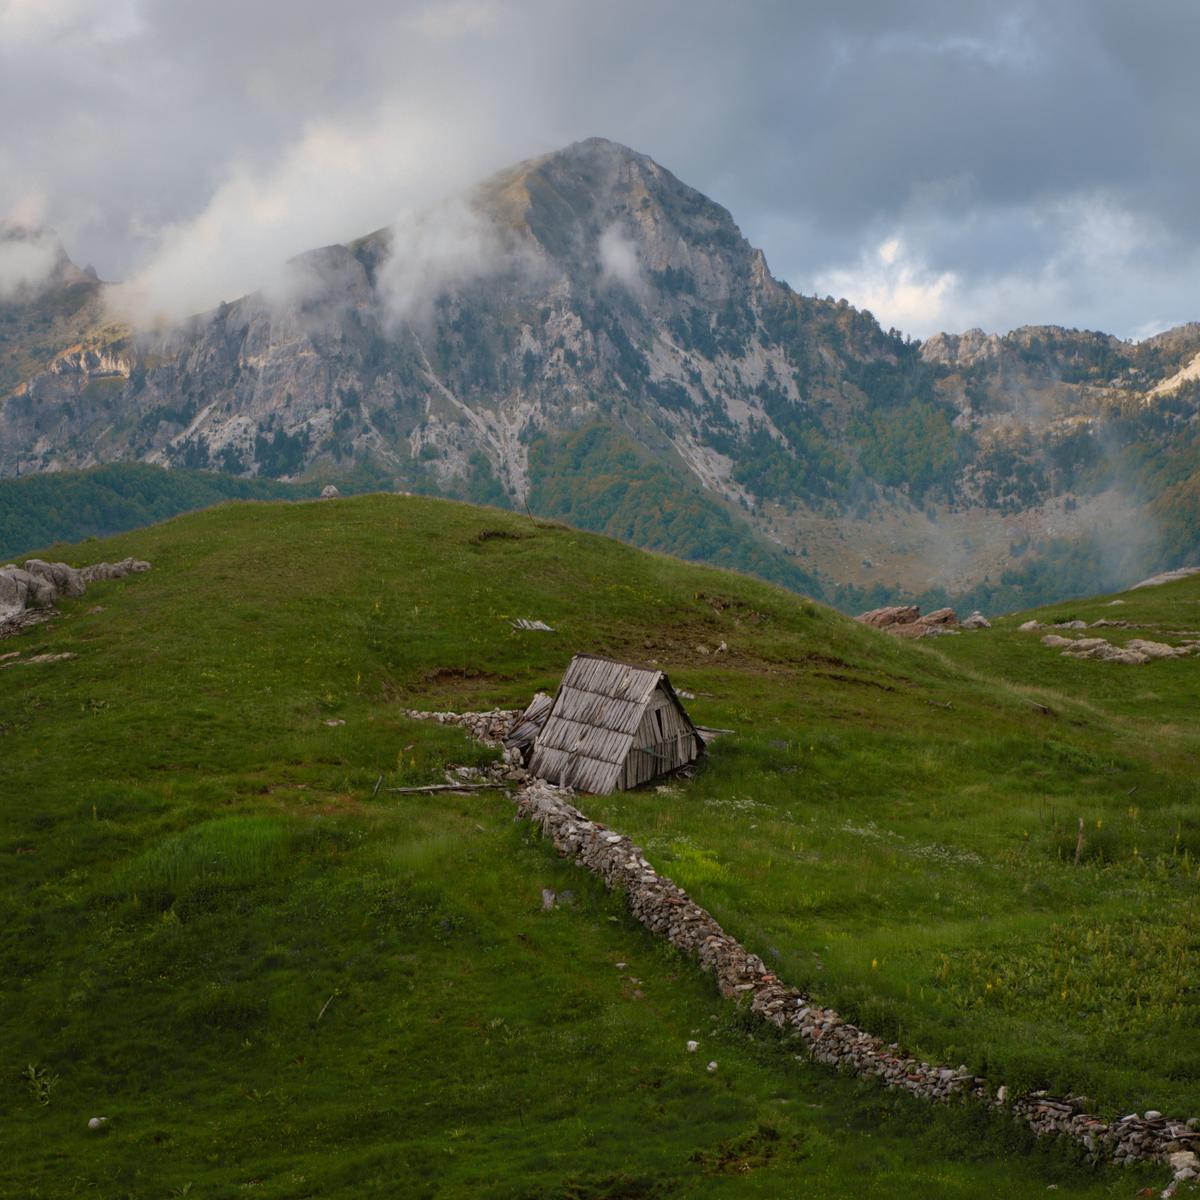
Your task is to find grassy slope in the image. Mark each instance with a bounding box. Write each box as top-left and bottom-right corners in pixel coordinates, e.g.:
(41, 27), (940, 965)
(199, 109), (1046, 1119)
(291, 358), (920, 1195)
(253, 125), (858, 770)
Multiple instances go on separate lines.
(2, 494), (1191, 1197)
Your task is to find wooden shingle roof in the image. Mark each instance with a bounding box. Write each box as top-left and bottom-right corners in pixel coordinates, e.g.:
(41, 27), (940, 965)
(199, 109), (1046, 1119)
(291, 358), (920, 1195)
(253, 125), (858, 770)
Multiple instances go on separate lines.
(528, 654), (701, 793)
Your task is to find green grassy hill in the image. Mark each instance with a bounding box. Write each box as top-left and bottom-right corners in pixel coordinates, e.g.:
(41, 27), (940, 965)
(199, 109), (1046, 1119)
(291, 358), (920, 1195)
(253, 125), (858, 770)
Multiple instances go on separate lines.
(3, 494), (1195, 1197)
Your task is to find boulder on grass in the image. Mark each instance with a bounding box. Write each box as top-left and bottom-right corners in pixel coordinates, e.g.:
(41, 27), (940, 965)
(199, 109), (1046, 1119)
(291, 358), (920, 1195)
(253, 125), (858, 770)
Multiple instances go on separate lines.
(857, 605), (920, 629)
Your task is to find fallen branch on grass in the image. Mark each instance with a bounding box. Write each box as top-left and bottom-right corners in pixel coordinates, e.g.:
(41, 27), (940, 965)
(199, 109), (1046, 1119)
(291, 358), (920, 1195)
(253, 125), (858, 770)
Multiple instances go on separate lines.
(384, 782), (514, 795)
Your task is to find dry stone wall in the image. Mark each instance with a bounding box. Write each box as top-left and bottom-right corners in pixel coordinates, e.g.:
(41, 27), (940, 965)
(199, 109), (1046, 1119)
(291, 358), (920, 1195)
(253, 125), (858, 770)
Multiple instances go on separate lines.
(401, 707), (522, 746)
(514, 777), (1199, 1182)
(401, 705), (1199, 1186)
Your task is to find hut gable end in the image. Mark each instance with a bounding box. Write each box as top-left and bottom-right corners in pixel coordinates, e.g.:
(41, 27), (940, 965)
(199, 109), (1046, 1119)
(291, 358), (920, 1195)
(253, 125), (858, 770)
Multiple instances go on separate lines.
(528, 654), (704, 794)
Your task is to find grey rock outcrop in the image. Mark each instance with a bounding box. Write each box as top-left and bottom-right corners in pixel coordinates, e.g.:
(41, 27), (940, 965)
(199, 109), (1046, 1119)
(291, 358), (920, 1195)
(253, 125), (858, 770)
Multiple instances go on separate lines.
(24, 559), (85, 598)
(857, 605), (920, 629)
(857, 604), (982, 639)
(0, 557), (151, 631)
(79, 558), (150, 583)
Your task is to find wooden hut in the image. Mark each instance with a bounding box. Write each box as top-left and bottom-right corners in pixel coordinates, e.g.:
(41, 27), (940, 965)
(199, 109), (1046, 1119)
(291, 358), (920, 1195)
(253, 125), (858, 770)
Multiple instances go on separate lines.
(528, 654), (704, 793)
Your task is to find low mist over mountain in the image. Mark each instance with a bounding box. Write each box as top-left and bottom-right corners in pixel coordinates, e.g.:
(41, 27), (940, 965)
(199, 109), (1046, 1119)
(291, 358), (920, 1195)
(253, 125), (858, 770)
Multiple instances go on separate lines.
(3, 139), (1198, 608)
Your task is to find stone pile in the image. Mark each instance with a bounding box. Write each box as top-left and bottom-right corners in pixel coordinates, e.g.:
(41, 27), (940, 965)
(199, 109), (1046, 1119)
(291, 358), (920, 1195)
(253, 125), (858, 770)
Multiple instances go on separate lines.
(510, 774), (1199, 1177)
(0, 557), (150, 628)
(445, 752), (529, 786)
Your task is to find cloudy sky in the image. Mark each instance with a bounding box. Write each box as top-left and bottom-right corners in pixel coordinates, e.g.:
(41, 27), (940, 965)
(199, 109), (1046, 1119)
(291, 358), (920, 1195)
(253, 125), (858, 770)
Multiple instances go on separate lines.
(3, 0), (1198, 338)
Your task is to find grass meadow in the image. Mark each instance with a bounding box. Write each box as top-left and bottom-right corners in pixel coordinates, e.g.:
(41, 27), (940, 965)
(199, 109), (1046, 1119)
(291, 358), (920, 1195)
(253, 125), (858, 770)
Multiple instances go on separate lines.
(2, 493), (1195, 1197)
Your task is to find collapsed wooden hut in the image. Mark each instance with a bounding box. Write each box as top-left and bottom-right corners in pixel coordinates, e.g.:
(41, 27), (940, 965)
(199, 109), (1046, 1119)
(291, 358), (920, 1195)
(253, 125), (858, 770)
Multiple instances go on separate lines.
(524, 654), (704, 793)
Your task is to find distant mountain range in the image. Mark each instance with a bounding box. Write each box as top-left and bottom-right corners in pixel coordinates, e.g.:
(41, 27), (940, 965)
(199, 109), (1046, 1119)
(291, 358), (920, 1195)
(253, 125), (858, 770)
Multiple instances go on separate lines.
(2, 138), (1197, 610)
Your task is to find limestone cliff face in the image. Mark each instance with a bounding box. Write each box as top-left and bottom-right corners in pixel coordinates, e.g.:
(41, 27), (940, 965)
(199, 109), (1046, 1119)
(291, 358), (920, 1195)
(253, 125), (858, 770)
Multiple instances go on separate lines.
(1, 139), (1198, 598)
(0, 139), (903, 495)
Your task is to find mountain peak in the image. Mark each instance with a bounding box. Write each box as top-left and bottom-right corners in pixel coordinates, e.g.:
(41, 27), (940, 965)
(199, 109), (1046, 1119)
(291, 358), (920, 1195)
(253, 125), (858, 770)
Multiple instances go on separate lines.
(0, 222), (94, 292)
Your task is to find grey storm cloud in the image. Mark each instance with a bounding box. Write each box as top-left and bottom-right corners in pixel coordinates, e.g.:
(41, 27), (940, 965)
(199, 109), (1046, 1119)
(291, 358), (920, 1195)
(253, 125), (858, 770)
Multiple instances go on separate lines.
(2, 0), (1198, 337)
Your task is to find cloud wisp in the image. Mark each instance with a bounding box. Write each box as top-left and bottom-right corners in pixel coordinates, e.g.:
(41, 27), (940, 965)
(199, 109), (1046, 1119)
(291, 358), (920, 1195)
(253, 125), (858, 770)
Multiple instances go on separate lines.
(5, 1), (1199, 339)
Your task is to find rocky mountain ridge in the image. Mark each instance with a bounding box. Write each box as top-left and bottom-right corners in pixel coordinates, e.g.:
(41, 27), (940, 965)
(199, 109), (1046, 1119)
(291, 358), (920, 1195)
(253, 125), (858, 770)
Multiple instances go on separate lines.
(2, 138), (1198, 607)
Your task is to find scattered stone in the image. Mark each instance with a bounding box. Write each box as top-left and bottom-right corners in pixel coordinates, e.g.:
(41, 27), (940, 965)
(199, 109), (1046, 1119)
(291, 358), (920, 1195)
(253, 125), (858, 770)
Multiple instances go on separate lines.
(1041, 634), (1076, 649)
(323, 718), (346, 727)
(960, 611), (991, 630)
(540, 888), (557, 910)
(87, 1117), (107, 1131)
(687, 1040), (699, 1053)
(320, 484), (340, 499)
(1127, 639), (1194, 660)
(1037, 631), (1186, 665)
(706, 1061), (718, 1073)
(1019, 620), (1041, 632)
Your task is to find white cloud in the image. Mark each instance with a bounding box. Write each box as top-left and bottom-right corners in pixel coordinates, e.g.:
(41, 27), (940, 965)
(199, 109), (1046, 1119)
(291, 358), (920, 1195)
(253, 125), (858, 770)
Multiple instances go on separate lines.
(807, 193), (1200, 340)
(108, 108), (500, 325)
(376, 198), (507, 329)
(6, 2), (1199, 341)
(0, 0), (141, 46)
(814, 235), (957, 334)
(405, 0), (504, 40)
(0, 229), (61, 298)
(598, 224), (644, 294)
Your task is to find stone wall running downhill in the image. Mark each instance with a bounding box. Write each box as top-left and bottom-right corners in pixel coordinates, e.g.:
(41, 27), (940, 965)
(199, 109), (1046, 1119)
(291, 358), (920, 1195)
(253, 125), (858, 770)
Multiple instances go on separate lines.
(404, 707), (1199, 1189)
